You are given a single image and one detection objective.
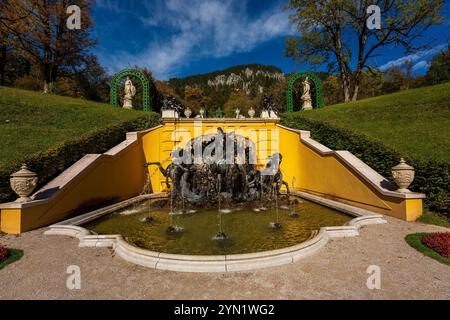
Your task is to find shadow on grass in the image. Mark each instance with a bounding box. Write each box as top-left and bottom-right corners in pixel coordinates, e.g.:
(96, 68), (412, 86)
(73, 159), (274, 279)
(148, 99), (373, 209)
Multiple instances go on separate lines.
(405, 233), (449, 266)
(0, 249), (24, 270)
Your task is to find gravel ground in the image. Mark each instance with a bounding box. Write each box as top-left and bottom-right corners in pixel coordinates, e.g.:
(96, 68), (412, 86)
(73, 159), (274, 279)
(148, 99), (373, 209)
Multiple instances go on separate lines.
(0, 216), (449, 300)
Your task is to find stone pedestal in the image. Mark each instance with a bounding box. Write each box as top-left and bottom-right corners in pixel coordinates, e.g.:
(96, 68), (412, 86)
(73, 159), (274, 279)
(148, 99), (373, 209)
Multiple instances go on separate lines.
(261, 110), (270, 119)
(162, 109), (179, 119)
(269, 110), (279, 119)
(302, 98), (313, 110)
(123, 98), (133, 109)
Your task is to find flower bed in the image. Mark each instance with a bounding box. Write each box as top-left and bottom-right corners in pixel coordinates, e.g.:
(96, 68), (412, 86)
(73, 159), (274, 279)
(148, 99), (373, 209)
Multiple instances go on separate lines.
(421, 233), (450, 259)
(0, 244), (8, 262)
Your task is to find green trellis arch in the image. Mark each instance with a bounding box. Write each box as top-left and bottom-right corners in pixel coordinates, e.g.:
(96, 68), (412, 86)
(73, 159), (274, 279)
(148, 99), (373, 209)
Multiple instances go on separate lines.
(286, 72), (324, 112)
(110, 68), (151, 111)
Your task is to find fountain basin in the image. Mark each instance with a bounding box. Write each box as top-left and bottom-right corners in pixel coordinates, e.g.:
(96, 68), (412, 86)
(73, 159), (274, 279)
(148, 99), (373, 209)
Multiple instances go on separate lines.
(45, 192), (386, 272)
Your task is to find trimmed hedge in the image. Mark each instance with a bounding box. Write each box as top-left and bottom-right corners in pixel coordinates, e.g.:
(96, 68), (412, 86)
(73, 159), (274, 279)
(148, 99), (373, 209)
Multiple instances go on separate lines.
(0, 113), (160, 203)
(281, 113), (450, 215)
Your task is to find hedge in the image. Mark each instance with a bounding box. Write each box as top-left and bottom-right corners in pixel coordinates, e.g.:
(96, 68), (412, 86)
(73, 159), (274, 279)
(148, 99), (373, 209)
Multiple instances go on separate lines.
(281, 113), (450, 215)
(0, 113), (160, 203)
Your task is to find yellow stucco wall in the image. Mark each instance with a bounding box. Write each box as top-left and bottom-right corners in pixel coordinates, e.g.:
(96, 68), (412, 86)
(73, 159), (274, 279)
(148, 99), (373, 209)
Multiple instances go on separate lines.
(0, 119), (423, 234)
(1, 134), (148, 234)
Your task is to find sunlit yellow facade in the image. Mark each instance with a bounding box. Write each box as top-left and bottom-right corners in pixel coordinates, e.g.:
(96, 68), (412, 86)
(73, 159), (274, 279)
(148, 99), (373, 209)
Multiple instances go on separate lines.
(0, 119), (424, 234)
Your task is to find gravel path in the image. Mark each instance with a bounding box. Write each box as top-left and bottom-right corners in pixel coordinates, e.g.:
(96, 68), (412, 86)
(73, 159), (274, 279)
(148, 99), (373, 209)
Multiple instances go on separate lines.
(0, 216), (449, 300)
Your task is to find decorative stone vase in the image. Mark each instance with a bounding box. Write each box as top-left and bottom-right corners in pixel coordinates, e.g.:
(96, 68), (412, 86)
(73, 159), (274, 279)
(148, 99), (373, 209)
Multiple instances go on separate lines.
(184, 107), (192, 118)
(248, 107), (255, 118)
(10, 164), (38, 203)
(391, 158), (415, 193)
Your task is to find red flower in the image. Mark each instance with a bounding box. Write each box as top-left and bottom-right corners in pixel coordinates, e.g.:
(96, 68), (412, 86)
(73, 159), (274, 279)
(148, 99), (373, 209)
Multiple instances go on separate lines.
(421, 232), (450, 259)
(0, 244), (8, 262)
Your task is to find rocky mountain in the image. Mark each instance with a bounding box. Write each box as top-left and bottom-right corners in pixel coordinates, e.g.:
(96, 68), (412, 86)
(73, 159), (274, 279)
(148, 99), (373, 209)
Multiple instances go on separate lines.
(168, 64), (285, 108)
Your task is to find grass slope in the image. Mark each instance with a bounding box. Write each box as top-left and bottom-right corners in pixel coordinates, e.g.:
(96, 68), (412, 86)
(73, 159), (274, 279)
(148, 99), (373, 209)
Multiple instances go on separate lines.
(0, 86), (153, 168)
(299, 83), (450, 162)
(418, 212), (450, 228)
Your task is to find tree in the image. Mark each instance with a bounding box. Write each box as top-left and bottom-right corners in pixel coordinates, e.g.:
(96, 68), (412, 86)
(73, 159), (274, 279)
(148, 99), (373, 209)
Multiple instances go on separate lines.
(0, 1), (33, 86)
(265, 78), (287, 111)
(426, 45), (450, 84)
(184, 85), (211, 114)
(72, 55), (109, 102)
(285, 0), (444, 102)
(5, 0), (96, 92)
(381, 66), (406, 93)
(223, 90), (253, 117)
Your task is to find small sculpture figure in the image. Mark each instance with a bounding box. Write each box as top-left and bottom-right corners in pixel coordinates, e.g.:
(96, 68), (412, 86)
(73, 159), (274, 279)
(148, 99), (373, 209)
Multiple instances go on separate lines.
(301, 77), (313, 110)
(248, 107), (256, 118)
(123, 77), (136, 109)
(235, 108), (241, 119)
(199, 108), (205, 118)
(261, 95), (278, 119)
(269, 109), (279, 119)
(184, 107), (192, 118)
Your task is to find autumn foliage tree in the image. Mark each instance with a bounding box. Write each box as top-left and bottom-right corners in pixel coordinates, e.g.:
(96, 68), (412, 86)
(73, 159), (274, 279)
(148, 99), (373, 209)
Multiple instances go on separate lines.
(286, 0), (444, 102)
(184, 85), (212, 114)
(0, 0), (96, 92)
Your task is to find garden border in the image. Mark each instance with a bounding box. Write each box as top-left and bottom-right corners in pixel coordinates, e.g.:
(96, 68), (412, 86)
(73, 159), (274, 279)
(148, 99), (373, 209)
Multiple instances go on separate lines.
(405, 233), (450, 266)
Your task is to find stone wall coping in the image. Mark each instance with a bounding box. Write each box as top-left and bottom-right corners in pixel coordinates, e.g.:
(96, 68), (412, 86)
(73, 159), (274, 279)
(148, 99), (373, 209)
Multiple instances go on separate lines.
(0, 126), (164, 210)
(162, 119), (280, 124)
(276, 124), (425, 200)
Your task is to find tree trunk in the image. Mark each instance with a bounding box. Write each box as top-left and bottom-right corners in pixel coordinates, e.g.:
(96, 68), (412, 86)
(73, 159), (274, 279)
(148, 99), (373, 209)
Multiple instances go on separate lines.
(352, 70), (362, 101)
(0, 44), (6, 86)
(352, 84), (360, 101)
(340, 72), (351, 102)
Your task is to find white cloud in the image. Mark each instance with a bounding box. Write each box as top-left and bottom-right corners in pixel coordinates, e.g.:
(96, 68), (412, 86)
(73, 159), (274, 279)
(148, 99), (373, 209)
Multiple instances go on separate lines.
(99, 0), (292, 79)
(412, 60), (429, 71)
(379, 44), (446, 72)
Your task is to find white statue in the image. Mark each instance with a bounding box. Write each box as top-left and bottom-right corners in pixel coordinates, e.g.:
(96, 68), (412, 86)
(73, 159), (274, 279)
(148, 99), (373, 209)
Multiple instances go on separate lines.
(269, 109), (279, 119)
(123, 77), (136, 109)
(301, 77), (313, 110)
(235, 108), (241, 118)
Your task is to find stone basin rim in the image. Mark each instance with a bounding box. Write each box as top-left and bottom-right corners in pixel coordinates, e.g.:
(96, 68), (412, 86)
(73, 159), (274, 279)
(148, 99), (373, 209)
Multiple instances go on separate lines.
(44, 191), (387, 272)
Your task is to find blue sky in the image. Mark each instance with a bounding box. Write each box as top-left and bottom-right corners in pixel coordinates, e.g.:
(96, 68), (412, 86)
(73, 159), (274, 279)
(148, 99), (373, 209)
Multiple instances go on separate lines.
(92, 0), (450, 80)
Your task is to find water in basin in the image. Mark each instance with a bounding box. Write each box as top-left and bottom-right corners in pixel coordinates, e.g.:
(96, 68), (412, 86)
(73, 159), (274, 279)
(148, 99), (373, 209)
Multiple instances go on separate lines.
(86, 198), (352, 255)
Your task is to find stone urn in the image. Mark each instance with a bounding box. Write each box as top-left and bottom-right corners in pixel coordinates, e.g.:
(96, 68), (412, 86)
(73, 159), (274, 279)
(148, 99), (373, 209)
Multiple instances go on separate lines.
(248, 107), (255, 118)
(184, 107), (192, 118)
(10, 164), (38, 203)
(391, 158), (415, 193)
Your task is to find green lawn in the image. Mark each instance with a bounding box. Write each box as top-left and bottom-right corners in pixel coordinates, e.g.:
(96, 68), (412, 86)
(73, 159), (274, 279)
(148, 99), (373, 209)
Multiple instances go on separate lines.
(0, 87), (152, 168)
(0, 249), (24, 270)
(298, 83), (450, 162)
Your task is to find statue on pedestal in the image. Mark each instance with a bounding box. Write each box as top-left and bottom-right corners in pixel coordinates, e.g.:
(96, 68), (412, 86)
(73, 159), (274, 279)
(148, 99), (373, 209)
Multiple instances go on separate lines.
(123, 77), (136, 109)
(301, 77), (313, 110)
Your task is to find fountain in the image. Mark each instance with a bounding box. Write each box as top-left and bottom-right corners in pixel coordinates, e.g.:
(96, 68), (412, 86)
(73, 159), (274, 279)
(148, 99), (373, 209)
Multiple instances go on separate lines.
(145, 128), (290, 210)
(143, 128), (294, 241)
(81, 127), (357, 257)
